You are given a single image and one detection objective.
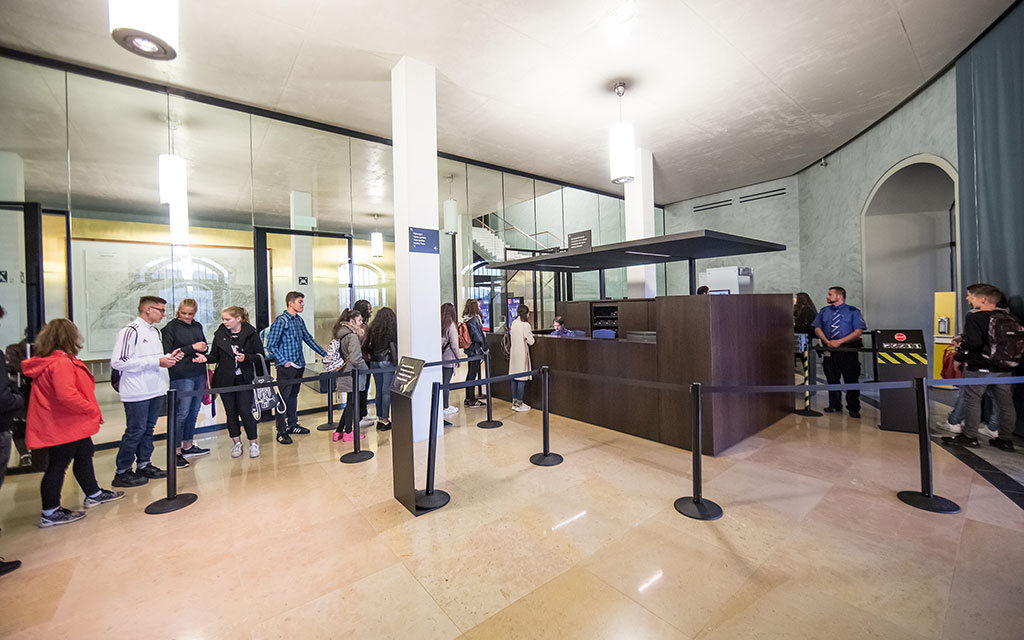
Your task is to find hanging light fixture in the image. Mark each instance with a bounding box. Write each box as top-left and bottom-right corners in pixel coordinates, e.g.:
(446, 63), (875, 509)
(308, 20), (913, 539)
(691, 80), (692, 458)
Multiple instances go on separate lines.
(443, 175), (458, 232)
(159, 153), (189, 246)
(371, 215), (384, 258)
(609, 81), (636, 184)
(109, 0), (179, 60)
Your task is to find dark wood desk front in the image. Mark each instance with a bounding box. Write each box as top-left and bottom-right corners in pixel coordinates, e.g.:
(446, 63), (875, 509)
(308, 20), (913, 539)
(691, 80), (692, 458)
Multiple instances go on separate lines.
(489, 294), (793, 455)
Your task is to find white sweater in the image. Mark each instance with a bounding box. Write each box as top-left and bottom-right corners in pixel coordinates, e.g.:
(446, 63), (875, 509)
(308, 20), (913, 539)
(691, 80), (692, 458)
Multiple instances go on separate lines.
(110, 318), (170, 402)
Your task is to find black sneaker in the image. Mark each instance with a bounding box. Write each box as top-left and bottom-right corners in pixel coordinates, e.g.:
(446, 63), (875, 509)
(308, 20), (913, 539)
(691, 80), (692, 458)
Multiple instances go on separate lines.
(989, 437), (1016, 452)
(175, 454), (190, 469)
(112, 470), (148, 487)
(137, 464), (167, 479)
(941, 434), (980, 448)
(286, 425), (310, 434)
(0, 558), (21, 577)
(181, 445), (210, 458)
(83, 489), (126, 509)
(276, 431), (293, 445)
(849, 410), (861, 419)
(39, 507), (86, 528)
(823, 407), (842, 413)
(376, 420), (392, 432)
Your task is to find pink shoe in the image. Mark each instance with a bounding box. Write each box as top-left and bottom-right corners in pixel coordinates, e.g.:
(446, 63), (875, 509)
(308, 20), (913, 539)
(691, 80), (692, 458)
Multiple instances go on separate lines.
(341, 431), (353, 442)
(332, 432), (342, 442)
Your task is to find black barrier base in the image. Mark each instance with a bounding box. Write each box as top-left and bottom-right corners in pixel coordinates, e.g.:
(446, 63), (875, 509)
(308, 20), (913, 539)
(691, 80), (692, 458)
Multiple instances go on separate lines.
(477, 419), (503, 429)
(674, 497), (723, 521)
(794, 409), (823, 417)
(530, 452), (563, 466)
(316, 422), (336, 431)
(340, 450), (374, 464)
(144, 493), (198, 515)
(414, 489), (450, 513)
(897, 491), (960, 514)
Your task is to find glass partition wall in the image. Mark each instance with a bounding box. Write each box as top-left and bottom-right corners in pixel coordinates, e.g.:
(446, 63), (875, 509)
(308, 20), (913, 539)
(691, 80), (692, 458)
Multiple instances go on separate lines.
(1, 54), (630, 451)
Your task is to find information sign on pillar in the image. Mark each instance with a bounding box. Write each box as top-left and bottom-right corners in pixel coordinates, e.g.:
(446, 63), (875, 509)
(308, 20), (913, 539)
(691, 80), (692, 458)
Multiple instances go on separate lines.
(392, 57), (443, 442)
(625, 148), (656, 298)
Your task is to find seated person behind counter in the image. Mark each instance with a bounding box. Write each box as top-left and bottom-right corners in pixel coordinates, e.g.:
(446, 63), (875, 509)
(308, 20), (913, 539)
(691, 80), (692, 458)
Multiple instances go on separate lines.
(551, 316), (580, 338)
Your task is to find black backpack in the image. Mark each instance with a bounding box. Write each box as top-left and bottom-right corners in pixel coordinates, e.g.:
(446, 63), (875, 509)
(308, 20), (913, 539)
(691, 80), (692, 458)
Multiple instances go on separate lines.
(986, 311), (1024, 368)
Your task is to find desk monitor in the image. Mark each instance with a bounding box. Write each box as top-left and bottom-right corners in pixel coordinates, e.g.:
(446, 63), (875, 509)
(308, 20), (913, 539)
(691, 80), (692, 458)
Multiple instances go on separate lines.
(709, 289), (731, 295)
(507, 296), (524, 326)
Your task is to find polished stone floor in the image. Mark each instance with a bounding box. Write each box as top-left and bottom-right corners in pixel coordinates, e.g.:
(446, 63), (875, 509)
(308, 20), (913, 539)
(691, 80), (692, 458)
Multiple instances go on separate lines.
(1, 400), (1023, 639)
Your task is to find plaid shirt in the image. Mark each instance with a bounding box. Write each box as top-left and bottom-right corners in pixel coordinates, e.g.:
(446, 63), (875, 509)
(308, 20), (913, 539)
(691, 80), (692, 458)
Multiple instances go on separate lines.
(265, 311), (326, 367)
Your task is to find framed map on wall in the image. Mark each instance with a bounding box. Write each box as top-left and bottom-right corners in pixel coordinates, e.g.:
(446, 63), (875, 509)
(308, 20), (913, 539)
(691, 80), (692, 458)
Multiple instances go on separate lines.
(72, 239), (255, 361)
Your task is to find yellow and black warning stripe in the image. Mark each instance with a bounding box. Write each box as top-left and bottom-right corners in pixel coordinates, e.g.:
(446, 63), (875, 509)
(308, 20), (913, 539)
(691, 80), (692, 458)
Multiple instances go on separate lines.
(877, 352), (928, 365)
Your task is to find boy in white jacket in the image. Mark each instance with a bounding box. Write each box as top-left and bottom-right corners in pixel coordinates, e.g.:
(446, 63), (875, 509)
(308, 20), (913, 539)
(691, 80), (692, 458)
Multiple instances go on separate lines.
(109, 296), (183, 488)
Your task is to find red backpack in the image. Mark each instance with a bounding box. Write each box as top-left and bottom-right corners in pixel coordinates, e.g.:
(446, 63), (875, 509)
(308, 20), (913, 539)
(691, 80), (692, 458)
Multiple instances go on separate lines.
(457, 321), (472, 350)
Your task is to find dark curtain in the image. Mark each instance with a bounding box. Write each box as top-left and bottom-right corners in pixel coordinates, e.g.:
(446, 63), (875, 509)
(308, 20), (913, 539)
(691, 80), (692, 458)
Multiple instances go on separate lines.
(956, 2), (1024, 435)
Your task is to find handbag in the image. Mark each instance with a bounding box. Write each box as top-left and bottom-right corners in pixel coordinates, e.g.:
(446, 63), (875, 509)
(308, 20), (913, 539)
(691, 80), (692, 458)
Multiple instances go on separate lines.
(251, 353), (287, 420)
(940, 345), (962, 379)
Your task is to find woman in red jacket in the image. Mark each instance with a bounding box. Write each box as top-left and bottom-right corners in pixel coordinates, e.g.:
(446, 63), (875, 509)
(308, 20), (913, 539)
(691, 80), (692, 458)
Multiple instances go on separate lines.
(22, 319), (124, 528)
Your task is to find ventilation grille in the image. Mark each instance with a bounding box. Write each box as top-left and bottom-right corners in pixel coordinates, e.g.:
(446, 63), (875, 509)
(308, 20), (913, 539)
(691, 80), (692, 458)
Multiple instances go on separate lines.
(692, 198), (733, 213)
(738, 187), (787, 204)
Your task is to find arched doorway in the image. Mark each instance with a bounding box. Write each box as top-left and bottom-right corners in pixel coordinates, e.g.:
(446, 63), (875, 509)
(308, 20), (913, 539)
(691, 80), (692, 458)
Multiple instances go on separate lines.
(862, 156), (957, 362)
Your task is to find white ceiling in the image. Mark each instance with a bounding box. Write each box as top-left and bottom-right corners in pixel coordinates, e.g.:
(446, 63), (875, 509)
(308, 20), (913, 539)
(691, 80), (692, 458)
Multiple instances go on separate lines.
(0, 0), (1014, 208)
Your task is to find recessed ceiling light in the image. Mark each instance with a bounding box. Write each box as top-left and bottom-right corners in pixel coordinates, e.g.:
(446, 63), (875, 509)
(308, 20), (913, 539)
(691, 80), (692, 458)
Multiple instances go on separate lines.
(109, 0), (179, 61)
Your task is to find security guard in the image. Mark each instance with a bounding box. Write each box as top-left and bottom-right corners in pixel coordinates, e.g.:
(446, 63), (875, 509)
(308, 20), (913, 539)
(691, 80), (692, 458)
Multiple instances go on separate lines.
(812, 286), (867, 418)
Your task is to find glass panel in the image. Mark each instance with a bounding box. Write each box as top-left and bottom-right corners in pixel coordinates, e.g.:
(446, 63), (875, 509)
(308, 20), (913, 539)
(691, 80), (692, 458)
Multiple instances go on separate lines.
(563, 187), (600, 300)
(599, 195), (627, 299)
(466, 165), (505, 330)
(438, 157), (468, 306)
(534, 181), (563, 329)
(42, 213), (68, 321)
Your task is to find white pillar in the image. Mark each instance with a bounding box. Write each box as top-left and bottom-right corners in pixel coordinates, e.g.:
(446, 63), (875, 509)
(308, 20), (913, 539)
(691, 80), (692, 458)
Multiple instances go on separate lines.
(625, 147), (656, 298)
(392, 57), (442, 442)
(290, 190), (318, 355)
(0, 152), (27, 348)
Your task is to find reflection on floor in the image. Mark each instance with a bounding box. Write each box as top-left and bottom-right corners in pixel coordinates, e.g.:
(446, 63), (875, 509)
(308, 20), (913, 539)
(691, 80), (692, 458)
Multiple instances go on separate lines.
(2, 400), (1023, 639)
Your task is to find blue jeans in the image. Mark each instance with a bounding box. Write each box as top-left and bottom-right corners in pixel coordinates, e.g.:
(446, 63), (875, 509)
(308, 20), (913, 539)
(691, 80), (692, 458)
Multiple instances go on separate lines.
(948, 385), (999, 427)
(116, 395), (164, 473)
(512, 380), (526, 402)
(371, 360), (394, 421)
(442, 366), (455, 408)
(170, 375), (205, 446)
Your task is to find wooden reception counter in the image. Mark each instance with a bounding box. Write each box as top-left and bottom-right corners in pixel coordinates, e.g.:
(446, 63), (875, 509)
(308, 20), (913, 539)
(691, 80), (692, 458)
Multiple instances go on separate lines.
(487, 294), (793, 455)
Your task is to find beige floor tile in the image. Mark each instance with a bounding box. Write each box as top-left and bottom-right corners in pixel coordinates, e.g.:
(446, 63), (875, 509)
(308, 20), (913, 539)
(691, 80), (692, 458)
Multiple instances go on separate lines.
(465, 567), (691, 640)
(963, 480), (1024, 533)
(704, 458), (833, 521)
(0, 557), (79, 637)
(251, 563), (461, 640)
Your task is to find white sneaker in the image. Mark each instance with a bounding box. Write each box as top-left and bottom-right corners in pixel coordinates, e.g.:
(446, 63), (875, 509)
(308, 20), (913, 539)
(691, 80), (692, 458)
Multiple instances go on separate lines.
(512, 402), (531, 412)
(937, 420), (962, 434)
(250, 443), (260, 458)
(231, 442), (243, 458)
(978, 423), (999, 439)
(359, 416), (376, 428)
(443, 406), (458, 415)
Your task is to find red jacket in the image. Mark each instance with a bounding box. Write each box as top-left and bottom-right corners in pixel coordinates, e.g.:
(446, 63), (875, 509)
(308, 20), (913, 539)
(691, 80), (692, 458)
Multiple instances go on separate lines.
(22, 350), (102, 448)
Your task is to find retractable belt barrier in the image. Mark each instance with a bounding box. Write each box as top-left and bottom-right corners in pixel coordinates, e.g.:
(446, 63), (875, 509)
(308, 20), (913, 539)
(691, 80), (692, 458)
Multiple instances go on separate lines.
(424, 352), (502, 429)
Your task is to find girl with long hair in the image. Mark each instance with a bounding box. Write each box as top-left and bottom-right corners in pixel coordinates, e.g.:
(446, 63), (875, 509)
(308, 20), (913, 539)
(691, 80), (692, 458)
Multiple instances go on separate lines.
(206, 306), (265, 458)
(793, 292), (817, 336)
(461, 298), (487, 408)
(441, 302), (460, 415)
(332, 309), (368, 442)
(508, 304), (535, 411)
(364, 307), (398, 431)
(162, 298), (211, 468)
(22, 319), (124, 527)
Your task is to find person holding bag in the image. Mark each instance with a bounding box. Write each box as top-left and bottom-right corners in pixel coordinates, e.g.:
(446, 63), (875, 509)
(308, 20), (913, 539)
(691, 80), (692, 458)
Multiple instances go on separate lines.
(365, 306), (398, 431)
(206, 306), (264, 459)
(332, 309), (368, 443)
(21, 319), (124, 527)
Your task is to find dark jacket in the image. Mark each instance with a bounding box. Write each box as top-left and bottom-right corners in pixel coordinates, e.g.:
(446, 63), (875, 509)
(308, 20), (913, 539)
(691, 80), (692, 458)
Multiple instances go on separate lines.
(366, 328), (398, 365)
(0, 350), (25, 433)
(206, 323), (266, 388)
(955, 309), (1015, 373)
(335, 323), (367, 393)
(162, 317), (209, 380)
(794, 306), (817, 336)
(464, 315), (487, 356)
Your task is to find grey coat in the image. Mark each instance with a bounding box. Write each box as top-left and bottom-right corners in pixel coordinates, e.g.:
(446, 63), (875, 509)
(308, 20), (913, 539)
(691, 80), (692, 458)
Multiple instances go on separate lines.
(335, 323), (367, 393)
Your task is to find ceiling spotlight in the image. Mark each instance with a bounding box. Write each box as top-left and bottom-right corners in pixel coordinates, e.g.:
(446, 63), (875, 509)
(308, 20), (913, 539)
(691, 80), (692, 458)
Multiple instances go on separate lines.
(609, 81), (636, 185)
(109, 0), (179, 61)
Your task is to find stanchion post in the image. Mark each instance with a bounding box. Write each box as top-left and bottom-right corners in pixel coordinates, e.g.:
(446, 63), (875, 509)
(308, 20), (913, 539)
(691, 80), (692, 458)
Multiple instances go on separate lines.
(897, 378), (960, 514)
(317, 372), (336, 431)
(674, 382), (722, 521)
(530, 366), (563, 466)
(145, 387), (198, 514)
(477, 351), (503, 429)
(415, 381), (450, 511)
(341, 369), (374, 463)
(795, 342), (822, 417)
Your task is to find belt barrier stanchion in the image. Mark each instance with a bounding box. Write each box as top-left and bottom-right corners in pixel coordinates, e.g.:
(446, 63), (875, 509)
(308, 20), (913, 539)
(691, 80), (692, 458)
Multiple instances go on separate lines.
(341, 369), (374, 464)
(415, 381), (450, 511)
(316, 372), (337, 431)
(897, 377), (960, 514)
(795, 338), (822, 417)
(145, 387), (198, 514)
(530, 366), (563, 466)
(477, 350), (503, 429)
(674, 382), (722, 521)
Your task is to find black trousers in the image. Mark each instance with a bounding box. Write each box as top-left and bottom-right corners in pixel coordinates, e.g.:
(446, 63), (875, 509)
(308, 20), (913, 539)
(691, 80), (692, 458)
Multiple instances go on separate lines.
(823, 352), (861, 412)
(275, 365), (304, 433)
(41, 437), (100, 510)
(335, 392), (357, 434)
(465, 359), (482, 402)
(221, 390), (259, 440)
